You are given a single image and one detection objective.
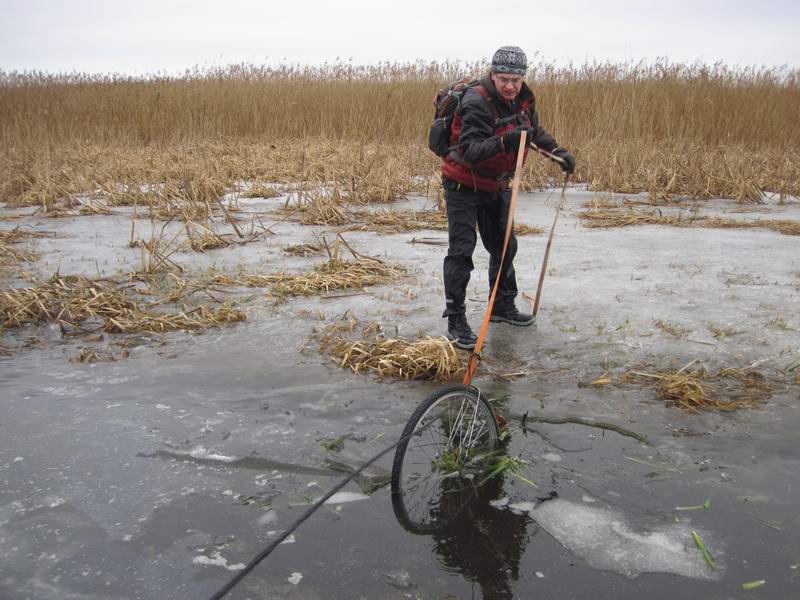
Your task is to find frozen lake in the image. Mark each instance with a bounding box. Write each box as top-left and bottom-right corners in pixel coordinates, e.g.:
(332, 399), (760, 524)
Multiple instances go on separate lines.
(1, 188), (799, 599)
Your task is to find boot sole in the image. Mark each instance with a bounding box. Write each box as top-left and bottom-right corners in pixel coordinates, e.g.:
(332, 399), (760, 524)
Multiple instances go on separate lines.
(489, 315), (535, 327)
(447, 333), (477, 350)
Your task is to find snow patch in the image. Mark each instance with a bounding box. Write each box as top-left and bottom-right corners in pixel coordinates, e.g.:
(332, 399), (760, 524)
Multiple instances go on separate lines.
(288, 572), (303, 585)
(189, 446), (237, 462)
(257, 509), (278, 525)
(321, 491), (369, 505)
(193, 551), (245, 571)
(516, 499), (720, 580)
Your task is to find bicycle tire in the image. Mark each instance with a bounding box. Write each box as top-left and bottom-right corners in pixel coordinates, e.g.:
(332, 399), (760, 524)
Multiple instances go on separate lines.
(390, 384), (500, 533)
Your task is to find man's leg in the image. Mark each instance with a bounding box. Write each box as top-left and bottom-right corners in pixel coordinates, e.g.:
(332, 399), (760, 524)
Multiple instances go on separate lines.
(477, 191), (533, 326)
(443, 187), (480, 348)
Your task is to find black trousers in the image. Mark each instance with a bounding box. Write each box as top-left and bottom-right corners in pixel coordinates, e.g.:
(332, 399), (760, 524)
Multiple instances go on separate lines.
(442, 184), (518, 318)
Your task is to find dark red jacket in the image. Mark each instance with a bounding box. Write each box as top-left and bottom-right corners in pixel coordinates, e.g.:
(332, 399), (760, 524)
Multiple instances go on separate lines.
(441, 75), (558, 192)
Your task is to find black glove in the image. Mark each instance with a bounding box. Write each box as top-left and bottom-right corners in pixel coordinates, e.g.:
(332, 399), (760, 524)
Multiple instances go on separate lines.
(550, 147), (575, 174)
(501, 127), (530, 153)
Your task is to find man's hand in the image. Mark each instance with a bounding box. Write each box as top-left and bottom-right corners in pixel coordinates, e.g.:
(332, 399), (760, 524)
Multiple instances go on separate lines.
(550, 147), (575, 174)
(501, 127), (528, 152)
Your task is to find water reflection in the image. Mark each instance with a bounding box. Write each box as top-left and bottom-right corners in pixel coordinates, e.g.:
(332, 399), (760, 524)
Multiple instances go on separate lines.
(393, 475), (533, 600)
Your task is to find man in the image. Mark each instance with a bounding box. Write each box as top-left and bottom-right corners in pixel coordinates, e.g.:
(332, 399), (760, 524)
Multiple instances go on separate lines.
(440, 45), (575, 350)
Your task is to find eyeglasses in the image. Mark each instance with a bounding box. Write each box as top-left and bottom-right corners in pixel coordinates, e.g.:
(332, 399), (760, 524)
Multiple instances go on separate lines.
(495, 75), (523, 87)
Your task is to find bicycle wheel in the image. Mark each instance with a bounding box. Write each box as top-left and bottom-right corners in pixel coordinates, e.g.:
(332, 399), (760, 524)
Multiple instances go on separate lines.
(391, 384), (500, 533)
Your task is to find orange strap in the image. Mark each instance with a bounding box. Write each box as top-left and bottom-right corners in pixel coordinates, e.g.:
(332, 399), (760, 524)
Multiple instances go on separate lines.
(462, 130), (528, 386)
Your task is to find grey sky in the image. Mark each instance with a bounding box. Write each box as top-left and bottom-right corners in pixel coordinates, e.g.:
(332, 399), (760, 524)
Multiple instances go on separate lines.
(1, 0), (798, 74)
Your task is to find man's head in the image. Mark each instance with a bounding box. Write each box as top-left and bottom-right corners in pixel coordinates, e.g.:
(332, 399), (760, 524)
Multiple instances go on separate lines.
(490, 46), (527, 101)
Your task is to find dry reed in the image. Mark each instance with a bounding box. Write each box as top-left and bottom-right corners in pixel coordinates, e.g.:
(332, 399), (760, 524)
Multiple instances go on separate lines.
(2, 60), (798, 209)
(342, 209), (448, 232)
(241, 183), (282, 199)
(0, 227), (52, 264)
(212, 256), (406, 296)
(0, 275), (245, 333)
(620, 363), (770, 412)
(323, 335), (463, 381)
(580, 208), (800, 236)
(283, 243), (323, 256)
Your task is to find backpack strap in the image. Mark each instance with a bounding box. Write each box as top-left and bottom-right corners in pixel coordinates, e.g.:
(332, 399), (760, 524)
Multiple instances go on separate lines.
(474, 85), (532, 127)
(474, 85), (501, 121)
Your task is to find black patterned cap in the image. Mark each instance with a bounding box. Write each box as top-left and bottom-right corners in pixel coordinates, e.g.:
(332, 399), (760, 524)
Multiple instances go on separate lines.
(491, 46), (527, 75)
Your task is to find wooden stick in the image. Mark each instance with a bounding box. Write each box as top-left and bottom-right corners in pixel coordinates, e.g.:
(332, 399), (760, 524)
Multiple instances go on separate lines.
(531, 173), (570, 319)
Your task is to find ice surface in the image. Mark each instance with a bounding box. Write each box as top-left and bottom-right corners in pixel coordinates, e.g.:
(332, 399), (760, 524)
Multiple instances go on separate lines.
(523, 499), (720, 580)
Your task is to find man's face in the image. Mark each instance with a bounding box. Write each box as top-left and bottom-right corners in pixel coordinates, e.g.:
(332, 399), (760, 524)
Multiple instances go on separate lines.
(491, 72), (524, 101)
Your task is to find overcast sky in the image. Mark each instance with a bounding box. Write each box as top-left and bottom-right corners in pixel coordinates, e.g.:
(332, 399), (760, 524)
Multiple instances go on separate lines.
(2, 0), (799, 75)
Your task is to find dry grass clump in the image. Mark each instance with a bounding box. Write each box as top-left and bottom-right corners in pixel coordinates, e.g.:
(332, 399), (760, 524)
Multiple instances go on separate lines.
(241, 183), (282, 199)
(580, 207), (800, 236)
(580, 208), (687, 228)
(71, 347), (130, 363)
(709, 323), (743, 338)
(0, 227), (52, 264)
(283, 243), (323, 256)
(341, 209), (447, 232)
(212, 255), (406, 296)
(0, 275), (245, 333)
(183, 224), (231, 252)
(514, 223), (545, 236)
(654, 319), (690, 338)
(337, 209), (543, 235)
(297, 191), (350, 225)
(620, 362), (770, 412)
(323, 335), (463, 381)
(700, 216), (800, 236)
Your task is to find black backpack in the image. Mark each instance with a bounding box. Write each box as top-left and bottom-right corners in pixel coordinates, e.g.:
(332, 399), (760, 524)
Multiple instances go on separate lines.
(427, 76), (481, 157)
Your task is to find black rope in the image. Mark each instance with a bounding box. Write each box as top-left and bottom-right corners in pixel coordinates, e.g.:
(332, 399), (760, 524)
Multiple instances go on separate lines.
(206, 420), (435, 600)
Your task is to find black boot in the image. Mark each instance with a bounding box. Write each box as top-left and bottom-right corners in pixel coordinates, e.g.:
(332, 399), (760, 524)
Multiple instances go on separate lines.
(447, 314), (478, 350)
(489, 305), (535, 327)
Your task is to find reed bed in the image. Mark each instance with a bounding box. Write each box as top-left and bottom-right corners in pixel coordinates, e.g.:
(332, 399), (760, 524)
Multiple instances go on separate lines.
(0, 275), (245, 333)
(579, 208), (800, 236)
(2, 60), (798, 206)
(323, 335), (463, 381)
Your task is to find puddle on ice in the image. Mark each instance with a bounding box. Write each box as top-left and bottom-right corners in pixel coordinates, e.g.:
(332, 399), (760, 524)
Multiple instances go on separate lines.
(517, 499), (720, 580)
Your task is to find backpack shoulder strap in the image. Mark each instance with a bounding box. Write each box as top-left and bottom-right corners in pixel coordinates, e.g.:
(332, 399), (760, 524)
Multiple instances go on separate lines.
(473, 85), (501, 120)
